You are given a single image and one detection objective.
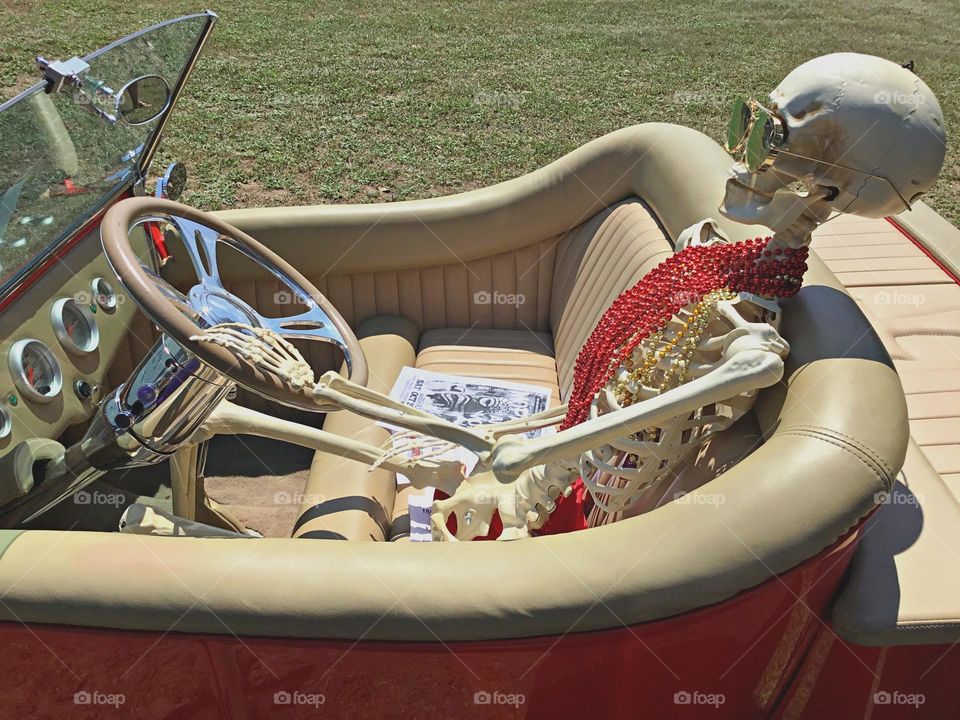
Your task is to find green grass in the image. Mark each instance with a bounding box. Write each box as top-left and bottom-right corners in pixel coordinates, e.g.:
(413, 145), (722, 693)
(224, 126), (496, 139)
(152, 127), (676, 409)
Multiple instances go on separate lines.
(2, 0), (958, 224)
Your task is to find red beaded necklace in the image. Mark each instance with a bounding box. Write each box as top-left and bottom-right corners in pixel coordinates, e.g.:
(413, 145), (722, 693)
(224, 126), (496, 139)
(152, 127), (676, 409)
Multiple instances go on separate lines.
(539, 237), (808, 536)
(560, 237), (808, 430)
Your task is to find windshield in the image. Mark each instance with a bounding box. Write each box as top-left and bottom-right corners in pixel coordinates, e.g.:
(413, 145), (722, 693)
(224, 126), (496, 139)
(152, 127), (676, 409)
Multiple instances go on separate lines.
(0, 13), (213, 298)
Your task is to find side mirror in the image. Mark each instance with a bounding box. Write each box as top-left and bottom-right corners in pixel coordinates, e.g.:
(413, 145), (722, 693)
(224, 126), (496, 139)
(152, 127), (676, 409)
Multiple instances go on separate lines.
(115, 75), (171, 126)
(156, 162), (187, 201)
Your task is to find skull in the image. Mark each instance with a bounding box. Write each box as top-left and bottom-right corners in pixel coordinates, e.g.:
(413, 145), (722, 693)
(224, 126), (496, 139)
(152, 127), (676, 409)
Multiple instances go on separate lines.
(721, 53), (946, 247)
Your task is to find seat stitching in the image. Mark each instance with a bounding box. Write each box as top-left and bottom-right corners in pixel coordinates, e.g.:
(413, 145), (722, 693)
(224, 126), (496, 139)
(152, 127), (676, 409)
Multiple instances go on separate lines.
(783, 424), (895, 479)
(776, 427), (893, 491)
(777, 428), (888, 487)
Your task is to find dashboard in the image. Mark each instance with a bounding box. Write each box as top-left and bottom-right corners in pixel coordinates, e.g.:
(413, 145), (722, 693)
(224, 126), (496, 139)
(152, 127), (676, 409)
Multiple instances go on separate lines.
(0, 221), (154, 459)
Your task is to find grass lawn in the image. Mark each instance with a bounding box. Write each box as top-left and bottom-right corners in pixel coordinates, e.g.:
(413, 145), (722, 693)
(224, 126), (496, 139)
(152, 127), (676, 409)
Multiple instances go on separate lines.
(2, 0), (958, 224)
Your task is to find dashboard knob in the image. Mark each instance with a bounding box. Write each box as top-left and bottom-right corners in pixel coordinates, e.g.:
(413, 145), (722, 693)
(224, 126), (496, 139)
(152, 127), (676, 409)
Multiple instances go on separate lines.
(74, 380), (103, 404)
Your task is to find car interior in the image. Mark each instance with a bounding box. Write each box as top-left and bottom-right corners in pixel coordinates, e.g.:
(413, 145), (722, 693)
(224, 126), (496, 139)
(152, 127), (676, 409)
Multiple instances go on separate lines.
(0, 11), (957, 662)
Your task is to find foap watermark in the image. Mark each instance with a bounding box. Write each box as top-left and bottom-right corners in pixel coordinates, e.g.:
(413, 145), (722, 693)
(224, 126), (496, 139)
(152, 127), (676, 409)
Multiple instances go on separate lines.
(264, 92), (329, 109)
(874, 90), (925, 108)
(74, 290), (126, 307)
(474, 690), (526, 708)
(473, 90), (527, 110)
(670, 289), (702, 306)
(273, 491), (326, 506)
(874, 690), (925, 708)
(673, 490), (725, 507)
(74, 690), (125, 708)
(672, 89), (726, 106)
(272, 290), (311, 308)
(274, 690), (326, 707)
(874, 490), (923, 507)
(872, 289), (926, 308)
(674, 690), (725, 708)
(473, 290), (525, 307)
(75, 490), (126, 508)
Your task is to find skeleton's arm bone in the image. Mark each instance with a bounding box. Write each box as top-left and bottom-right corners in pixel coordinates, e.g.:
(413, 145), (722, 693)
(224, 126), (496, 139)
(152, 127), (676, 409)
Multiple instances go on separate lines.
(489, 348), (785, 477)
(192, 401), (465, 493)
(313, 371), (495, 455)
(191, 328), (492, 452)
(317, 371), (446, 421)
(477, 404), (569, 438)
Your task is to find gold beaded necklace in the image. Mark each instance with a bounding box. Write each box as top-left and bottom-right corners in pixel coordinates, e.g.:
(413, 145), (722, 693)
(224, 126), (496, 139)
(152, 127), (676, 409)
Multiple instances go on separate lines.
(613, 288), (737, 407)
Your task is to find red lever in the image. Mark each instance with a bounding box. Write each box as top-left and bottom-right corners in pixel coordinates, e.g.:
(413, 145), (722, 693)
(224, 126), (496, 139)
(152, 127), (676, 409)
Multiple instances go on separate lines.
(146, 221), (172, 266)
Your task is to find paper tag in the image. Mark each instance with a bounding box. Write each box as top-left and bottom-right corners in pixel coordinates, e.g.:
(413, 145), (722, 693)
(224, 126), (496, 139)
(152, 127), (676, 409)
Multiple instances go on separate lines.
(408, 489), (435, 542)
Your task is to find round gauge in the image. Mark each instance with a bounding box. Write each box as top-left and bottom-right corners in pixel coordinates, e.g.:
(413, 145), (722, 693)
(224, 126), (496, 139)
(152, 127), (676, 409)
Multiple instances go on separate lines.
(51, 298), (100, 355)
(91, 277), (118, 313)
(8, 339), (63, 404)
(0, 406), (10, 439)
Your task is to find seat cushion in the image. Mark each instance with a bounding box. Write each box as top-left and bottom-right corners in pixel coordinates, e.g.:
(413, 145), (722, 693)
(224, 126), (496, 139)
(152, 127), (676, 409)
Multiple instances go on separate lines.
(811, 215), (960, 500)
(833, 440), (960, 646)
(809, 214), (960, 645)
(417, 328), (560, 406)
(292, 316), (419, 540)
(389, 328), (562, 540)
(550, 198), (673, 398)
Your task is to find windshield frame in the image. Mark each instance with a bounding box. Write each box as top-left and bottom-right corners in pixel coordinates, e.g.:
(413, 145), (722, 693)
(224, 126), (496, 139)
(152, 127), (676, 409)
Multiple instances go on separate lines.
(0, 11), (217, 308)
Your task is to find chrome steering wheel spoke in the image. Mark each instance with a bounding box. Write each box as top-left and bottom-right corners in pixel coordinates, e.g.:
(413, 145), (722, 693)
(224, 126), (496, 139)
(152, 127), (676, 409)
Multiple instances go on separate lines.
(162, 213), (350, 362)
(170, 215), (222, 287)
(103, 197), (368, 408)
(254, 304), (352, 374)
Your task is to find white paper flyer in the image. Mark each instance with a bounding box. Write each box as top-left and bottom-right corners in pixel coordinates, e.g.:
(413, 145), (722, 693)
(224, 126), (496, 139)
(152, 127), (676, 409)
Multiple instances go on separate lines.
(380, 367), (553, 541)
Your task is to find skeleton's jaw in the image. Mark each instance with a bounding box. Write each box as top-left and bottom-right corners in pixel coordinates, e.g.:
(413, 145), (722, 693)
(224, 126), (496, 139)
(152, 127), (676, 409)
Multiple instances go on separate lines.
(720, 166), (831, 251)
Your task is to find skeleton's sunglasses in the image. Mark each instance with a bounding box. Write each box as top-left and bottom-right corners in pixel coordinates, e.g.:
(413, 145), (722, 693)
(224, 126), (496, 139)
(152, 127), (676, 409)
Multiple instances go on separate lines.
(723, 98), (913, 211)
(725, 99), (786, 172)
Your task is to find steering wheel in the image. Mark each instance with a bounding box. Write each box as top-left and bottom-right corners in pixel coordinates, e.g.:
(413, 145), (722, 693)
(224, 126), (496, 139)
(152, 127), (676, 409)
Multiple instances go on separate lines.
(101, 197), (367, 412)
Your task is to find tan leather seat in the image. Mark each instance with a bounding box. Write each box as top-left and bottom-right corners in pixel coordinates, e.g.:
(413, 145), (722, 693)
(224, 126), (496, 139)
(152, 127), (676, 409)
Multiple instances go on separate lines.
(833, 440), (960, 646)
(811, 215), (960, 497)
(809, 213), (960, 646)
(299, 198), (677, 540)
(549, 199), (673, 397)
(391, 328), (562, 539)
(417, 328), (560, 405)
(291, 316), (418, 540)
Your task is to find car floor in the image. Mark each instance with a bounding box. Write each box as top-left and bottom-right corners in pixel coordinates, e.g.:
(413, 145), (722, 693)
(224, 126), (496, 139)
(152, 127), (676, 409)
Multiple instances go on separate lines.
(202, 434), (314, 538)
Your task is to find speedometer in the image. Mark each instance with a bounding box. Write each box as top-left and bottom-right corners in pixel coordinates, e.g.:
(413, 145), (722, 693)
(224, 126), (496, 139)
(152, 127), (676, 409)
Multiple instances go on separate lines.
(51, 298), (99, 355)
(8, 339), (63, 404)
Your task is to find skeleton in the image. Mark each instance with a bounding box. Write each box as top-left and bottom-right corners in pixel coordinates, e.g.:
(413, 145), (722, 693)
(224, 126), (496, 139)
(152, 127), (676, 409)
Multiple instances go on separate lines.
(193, 54), (945, 541)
